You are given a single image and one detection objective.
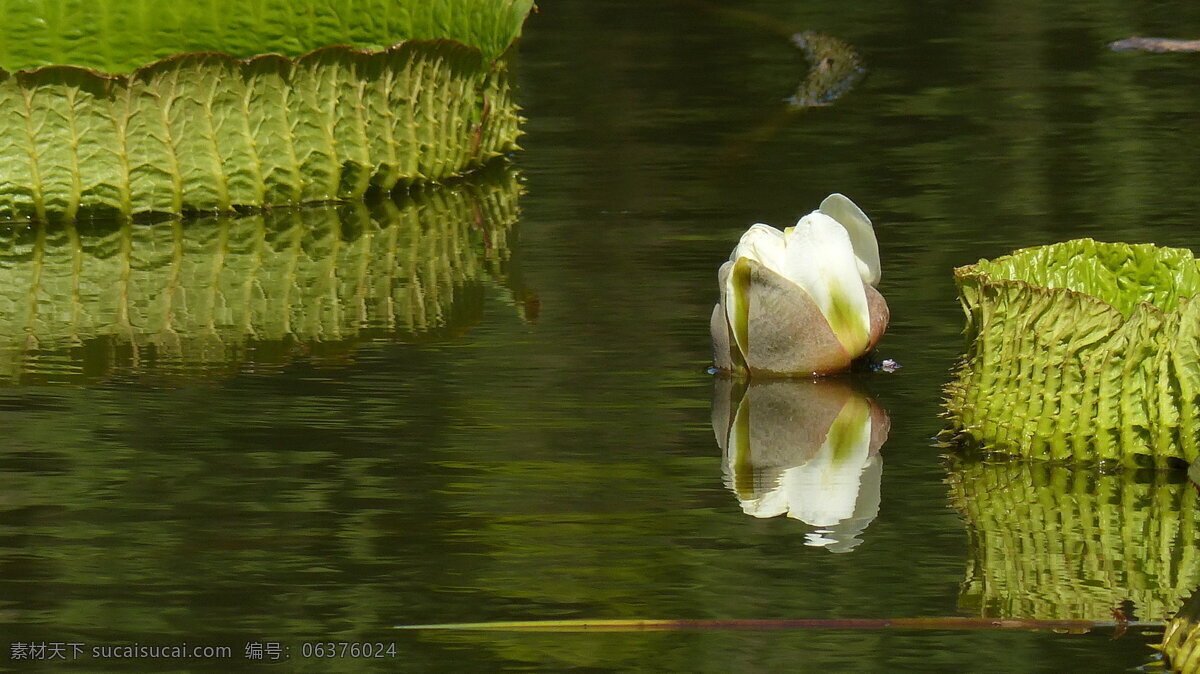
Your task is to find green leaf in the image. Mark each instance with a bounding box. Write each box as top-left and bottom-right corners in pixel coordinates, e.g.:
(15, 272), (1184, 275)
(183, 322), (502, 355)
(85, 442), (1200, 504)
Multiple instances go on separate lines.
(0, 0), (534, 73)
(944, 239), (1200, 465)
(964, 238), (1200, 317)
(0, 165), (522, 384)
(0, 41), (521, 219)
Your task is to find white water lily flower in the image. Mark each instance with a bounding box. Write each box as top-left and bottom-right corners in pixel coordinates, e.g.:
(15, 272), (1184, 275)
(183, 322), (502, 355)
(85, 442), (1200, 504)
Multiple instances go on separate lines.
(711, 193), (888, 376)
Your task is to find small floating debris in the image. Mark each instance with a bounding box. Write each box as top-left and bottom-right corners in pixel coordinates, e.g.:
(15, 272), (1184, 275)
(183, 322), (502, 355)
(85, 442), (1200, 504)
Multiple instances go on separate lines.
(872, 358), (901, 373)
(1109, 37), (1200, 53)
(789, 32), (866, 108)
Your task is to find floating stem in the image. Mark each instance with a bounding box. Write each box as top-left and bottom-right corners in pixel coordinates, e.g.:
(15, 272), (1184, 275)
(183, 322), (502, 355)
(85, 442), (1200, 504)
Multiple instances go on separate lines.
(396, 617), (1156, 633)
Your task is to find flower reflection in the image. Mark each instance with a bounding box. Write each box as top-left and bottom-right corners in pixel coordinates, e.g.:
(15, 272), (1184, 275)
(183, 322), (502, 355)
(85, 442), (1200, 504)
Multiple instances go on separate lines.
(713, 377), (889, 552)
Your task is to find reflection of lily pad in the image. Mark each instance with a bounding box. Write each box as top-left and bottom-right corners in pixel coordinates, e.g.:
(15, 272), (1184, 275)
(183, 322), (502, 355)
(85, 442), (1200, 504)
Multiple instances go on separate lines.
(0, 166), (522, 384)
(944, 239), (1200, 466)
(948, 459), (1200, 621)
(0, 0), (534, 219)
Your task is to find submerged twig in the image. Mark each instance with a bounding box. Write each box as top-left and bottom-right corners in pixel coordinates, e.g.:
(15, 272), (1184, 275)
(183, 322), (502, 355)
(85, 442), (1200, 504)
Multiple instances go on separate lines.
(1109, 37), (1200, 53)
(396, 617), (1162, 633)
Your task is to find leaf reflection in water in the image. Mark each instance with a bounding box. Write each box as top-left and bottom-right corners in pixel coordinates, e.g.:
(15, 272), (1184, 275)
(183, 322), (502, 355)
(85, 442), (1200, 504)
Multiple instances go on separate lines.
(948, 459), (1200, 622)
(0, 165), (525, 384)
(713, 376), (889, 552)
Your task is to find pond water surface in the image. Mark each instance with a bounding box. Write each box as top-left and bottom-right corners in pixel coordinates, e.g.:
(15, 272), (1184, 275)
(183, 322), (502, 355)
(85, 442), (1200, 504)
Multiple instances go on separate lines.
(5, 0), (1200, 671)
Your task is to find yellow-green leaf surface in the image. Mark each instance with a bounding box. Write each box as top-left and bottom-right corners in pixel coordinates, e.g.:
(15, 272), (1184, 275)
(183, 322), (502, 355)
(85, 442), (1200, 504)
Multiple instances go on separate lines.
(944, 239), (1200, 466)
(948, 460), (1200, 621)
(0, 0), (534, 219)
(0, 166), (522, 384)
(0, 0), (535, 72)
(0, 42), (521, 220)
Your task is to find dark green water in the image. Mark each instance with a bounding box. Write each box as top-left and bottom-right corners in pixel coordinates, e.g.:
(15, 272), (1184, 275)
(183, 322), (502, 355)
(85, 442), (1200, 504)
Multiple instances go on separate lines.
(5, 0), (1200, 670)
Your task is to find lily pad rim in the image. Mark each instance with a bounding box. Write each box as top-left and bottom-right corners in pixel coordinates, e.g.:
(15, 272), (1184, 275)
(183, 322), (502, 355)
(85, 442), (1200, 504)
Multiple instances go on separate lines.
(953, 237), (1200, 319)
(4, 37), (504, 84)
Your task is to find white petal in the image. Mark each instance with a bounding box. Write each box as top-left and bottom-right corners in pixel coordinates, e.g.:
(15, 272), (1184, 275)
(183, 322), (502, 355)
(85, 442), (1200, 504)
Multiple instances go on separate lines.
(819, 193), (881, 286)
(722, 258), (751, 365)
(725, 226), (787, 362)
(729, 223), (786, 267)
(779, 213), (871, 353)
(725, 225), (794, 365)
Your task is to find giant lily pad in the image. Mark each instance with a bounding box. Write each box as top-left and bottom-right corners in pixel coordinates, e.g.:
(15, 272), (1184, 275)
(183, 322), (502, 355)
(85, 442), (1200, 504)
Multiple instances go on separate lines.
(944, 239), (1200, 466)
(0, 0), (533, 72)
(0, 165), (523, 384)
(0, 0), (533, 220)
